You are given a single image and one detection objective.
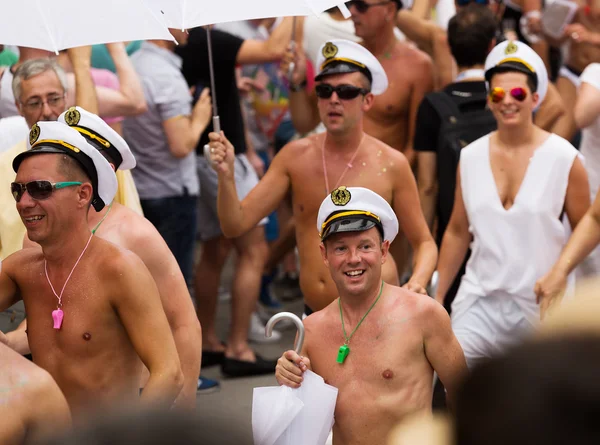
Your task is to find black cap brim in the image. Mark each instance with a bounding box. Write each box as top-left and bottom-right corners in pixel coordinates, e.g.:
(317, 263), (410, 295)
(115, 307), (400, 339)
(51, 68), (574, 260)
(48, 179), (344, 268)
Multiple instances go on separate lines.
(322, 216), (383, 241)
(485, 62), (538, 91)
(13, 146), (66, 172)
(315, 61), (373, 85)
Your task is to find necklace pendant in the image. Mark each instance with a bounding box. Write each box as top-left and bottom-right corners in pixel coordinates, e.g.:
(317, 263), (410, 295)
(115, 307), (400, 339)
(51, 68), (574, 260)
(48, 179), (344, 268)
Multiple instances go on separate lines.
(52, 308), (64, 330)
(337, 344), (350, 364)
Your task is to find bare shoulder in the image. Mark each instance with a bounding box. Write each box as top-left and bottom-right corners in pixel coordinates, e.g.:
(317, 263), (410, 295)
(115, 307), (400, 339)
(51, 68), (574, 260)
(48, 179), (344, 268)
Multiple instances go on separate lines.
(303, 300), (338, 334)
(279, 134), (319, 159)
(2, 248), (43, 278)
(111, 204), (165, 253)
(366, 134), (411, 169)
(386, 285), (447, 322)
(395, 41), (434, 70)
(94, 237), (146, 280)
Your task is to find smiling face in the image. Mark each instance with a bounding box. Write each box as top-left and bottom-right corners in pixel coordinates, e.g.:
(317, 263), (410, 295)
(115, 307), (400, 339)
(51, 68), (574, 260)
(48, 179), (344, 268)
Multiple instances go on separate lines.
(320, 227), (389, 297)
(14, 154), (91, 244)
(316, 72), (374, 136)
(488, 71), (538, 127)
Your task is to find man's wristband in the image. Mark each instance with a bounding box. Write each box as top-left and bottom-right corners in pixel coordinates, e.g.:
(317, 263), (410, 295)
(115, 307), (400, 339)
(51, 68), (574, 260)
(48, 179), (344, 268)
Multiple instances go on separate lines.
(289, 79), (307, 92)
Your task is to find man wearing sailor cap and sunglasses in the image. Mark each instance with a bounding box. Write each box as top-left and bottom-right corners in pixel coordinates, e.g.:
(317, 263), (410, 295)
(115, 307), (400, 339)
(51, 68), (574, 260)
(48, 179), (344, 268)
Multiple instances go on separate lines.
(7, 107), (203, 408)
(435, 40), (591, 369)
(207, 39), (436, 319)
(275, 186), (466, 445)
(0, 121), (183, 416)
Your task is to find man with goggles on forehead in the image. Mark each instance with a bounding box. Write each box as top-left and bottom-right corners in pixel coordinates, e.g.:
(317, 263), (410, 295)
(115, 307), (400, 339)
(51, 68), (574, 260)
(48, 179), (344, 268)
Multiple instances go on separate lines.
(7, 107), (202, 410)
(434, 40), (590, 369)
(207, 39), (436, 318)
(0, 121), (183, 416)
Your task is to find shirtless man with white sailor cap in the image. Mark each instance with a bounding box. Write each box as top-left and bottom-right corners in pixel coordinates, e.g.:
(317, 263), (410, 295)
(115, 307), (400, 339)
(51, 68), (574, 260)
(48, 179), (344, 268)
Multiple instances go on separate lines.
(207, 39), (437, 317)
(275, 186), (466, 445)
(7, 107), (202, 410)
(0, 122), (183, 418)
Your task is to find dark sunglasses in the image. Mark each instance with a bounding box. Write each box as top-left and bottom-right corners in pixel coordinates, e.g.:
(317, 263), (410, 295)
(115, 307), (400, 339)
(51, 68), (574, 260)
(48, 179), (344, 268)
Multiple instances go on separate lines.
(315, 84), (369, 100)
(346, 0), (392, 13)
(489, 87), (528, 103)
(11, 181), (82, 203)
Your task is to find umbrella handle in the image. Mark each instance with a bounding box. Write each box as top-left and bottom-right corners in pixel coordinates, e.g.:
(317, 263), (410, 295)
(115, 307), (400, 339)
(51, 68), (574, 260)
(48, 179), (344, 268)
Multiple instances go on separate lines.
(265, 312), (304, 355)
(212, 115), (221, 134)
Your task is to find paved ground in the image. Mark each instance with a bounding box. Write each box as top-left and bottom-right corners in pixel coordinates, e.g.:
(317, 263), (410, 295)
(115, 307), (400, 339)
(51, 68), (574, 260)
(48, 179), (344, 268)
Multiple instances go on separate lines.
(195, 256), (304, 440)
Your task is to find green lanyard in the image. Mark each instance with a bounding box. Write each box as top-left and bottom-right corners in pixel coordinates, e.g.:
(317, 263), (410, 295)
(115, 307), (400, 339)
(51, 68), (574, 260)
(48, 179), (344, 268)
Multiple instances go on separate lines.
(91, 202), (113, 235)
(337, 280), (384, 364)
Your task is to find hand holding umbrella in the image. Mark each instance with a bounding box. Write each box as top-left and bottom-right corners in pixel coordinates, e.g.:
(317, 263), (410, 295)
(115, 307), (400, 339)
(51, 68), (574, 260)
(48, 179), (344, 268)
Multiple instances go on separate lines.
(252, 312), (338, 445)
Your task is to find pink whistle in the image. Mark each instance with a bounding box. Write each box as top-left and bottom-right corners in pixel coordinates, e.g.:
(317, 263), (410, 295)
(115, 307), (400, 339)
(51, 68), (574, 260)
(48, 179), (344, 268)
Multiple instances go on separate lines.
(52, 309), (64, 330)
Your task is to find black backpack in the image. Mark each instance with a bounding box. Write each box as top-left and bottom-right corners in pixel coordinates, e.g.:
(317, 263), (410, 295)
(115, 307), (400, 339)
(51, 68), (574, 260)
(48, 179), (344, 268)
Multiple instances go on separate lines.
(425, 90), (497, 244)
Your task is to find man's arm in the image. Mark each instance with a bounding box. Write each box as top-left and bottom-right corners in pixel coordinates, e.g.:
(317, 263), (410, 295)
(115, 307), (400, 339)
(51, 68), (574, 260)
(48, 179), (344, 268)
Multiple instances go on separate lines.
(406, 53), (435, 162)
(282, 45), (321, 134)
(129, 222), (202, 411)
(392, 152), (438, 293)
(67, 46), (99, 114)
(27, 368), (72, 441)
(95, 42), (147, 117)
(574, 78), (600, 129)
(535, 186), (600, 316)
(162, 87), (212, 159)
(396, 10), (436, 54)
(236, 17), (293, 64)
(535, 83), (565, 131)
(4, 318), (30, 355)
(109, 250), (183, 407)
(422, 298), (467, 408)
(0, 255), (20, 312)
(417, 151), (438, 231)
(434, 166), (471, 305)
(208, 131), (292, 238)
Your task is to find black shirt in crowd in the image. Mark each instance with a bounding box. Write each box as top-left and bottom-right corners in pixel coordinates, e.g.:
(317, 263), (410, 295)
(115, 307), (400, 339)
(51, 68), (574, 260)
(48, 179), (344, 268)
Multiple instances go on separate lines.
(413, 80), (488, 244)
(176, 28), (247, 155)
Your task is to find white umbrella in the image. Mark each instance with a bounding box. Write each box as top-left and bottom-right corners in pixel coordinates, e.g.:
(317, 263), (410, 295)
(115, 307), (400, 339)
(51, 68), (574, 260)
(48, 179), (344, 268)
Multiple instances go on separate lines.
(252, 312), (339, 445)
(0, 0), (174, 53)
(144, 0), (350, 30)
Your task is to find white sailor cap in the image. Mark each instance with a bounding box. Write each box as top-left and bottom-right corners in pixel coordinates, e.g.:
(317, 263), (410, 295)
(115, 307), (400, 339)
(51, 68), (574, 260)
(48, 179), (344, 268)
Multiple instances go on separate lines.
(317, 186), (399, 243)
(484, 40), (548, 107)
(58, 106), (136, 170)
(14, 121), (118, 212)
(315, 40), (388, 95)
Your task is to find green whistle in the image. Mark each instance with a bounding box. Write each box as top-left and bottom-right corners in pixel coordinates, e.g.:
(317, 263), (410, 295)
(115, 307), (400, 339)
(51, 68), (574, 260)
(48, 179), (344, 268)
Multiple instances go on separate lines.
(337, 344), (350, 364)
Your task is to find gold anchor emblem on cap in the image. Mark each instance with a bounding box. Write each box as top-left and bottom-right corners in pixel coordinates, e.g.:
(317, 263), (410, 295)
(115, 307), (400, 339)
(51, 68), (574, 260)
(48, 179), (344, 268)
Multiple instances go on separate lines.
(29, 123), (40, 146)
(322, 42), (338, 60)
(64, 107), (81, 126)
(505, 41), (518, 55)
(331, 186), (351, 206)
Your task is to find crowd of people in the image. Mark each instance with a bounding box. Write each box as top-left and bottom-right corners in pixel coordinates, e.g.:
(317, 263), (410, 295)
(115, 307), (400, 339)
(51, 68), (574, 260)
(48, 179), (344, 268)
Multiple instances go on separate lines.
(2, 0), (600, 443)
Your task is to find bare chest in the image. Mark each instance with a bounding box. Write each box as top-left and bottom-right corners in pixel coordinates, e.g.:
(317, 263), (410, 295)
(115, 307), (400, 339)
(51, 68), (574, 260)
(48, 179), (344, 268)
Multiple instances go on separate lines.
(17, 264), (125, 359)
(289, 148), (396, 224)
(308, 318), (433, 438)
(309, 314), (429, 392)
(366, 62), (412, 124)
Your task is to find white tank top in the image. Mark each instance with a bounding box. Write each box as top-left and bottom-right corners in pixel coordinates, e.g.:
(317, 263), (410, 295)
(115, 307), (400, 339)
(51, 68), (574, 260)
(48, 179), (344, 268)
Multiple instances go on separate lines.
(0, 68), (19, 119)
(453, 133), (578, 321)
